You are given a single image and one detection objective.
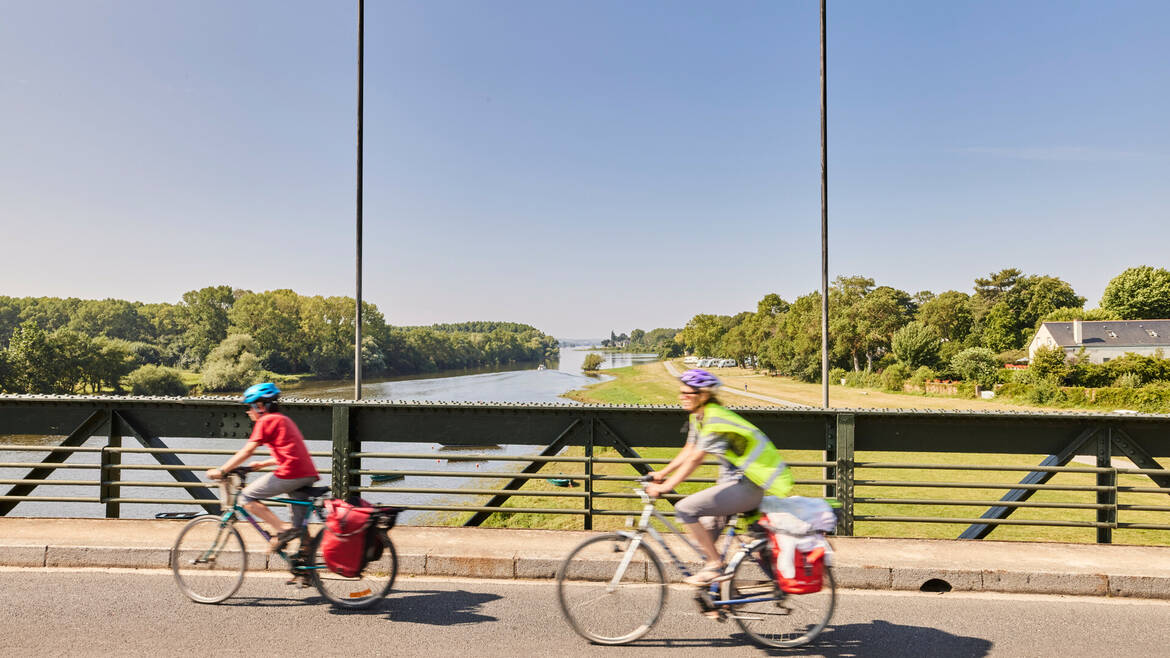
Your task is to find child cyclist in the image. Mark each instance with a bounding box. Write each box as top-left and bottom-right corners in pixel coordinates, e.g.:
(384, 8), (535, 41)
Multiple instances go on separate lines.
(646, 369), (793, 585)
(206, 382), (319, 553)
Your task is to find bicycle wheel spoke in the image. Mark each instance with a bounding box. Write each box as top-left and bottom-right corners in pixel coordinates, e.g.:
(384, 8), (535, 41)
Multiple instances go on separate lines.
(171, 516), (247, 604)
(556, 533), (667, 645)
(722, 542), (835, 649)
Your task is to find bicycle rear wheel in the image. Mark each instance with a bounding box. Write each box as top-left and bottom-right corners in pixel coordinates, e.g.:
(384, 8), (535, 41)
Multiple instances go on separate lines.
(307, 529), (397, 609)
(722, 542), (835, 648)
(170, 515), (247, 604)
(555, 532), (667, 645)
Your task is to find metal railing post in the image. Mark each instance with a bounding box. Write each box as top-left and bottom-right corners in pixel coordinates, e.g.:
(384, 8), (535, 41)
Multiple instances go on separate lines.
(835, 413), (855, 536)
(1097, 426), (1116, 544)
(331, 405), (357, 500)
(584, 416), (594, 530)
(100, 411), (122, 518)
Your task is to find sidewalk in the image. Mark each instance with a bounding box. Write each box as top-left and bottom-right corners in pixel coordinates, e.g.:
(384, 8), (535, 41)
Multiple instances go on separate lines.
(2, 518), (1169, 598)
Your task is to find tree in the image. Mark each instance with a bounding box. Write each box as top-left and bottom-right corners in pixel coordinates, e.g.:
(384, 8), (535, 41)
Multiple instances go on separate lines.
(177, 286), (236, 366)
(858, 286), (914, 370)
(1042, 307), (1121, 322)
(228, 289), (307, 372)
(891, 322), (941, 369)
(829, 276), (874, 371)
(678, 314), (728, 357)
(582, 353), (603, 372)
(756, 293), (789, 317)
(629, 329), (646, 345)
(127, 365), (189, 396)
(5, 320), (57, 393)
(1100, 266), (1170, 320)
(981, 274), (1084, 351)
(950, 347), (1000, 388)
(972, 268), (1023, 318)
(917, 291), (974, 342)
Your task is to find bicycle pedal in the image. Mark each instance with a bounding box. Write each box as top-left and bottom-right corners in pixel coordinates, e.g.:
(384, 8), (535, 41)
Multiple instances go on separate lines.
(702, 610), (725, 622)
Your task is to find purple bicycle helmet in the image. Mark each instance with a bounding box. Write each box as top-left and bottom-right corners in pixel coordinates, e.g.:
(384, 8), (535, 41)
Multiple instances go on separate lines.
(680, 369), (721, 391)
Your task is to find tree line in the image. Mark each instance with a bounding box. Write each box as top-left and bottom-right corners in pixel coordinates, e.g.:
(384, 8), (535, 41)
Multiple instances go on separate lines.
(0, 287), (559, 395)
(671, 265), (1170, 387)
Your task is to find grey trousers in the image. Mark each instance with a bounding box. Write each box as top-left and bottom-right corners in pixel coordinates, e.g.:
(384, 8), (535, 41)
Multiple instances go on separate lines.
(673, 477), (764, 532)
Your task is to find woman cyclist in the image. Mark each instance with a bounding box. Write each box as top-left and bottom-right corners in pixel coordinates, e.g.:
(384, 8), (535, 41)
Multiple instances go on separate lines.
(646, 369), (793, 585)
(206, 383), (319, 553)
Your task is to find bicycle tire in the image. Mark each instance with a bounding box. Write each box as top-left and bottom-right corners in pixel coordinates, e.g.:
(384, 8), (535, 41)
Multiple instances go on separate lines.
(555, 532), (667, 645)
(170, 515), (247, 604)
(307, 528), (397, 609)
(722, 541), (836, 648)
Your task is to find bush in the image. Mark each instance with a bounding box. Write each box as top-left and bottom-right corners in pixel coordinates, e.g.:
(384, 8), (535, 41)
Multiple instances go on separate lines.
(1025, 378), (1062, 405)
(844, 370), (882, 389)
(881, 363), (912, 391)
(582, 353), (604, 372)
(950, 347), (1000, 389)
(1114, 372), (1143, 388)
(907, 366), (936, 391)
(201, 334), (262, 392)
(1030, 345), (1070, 383)
(126, 365), (188, 396)
(828, 367), (847, 385)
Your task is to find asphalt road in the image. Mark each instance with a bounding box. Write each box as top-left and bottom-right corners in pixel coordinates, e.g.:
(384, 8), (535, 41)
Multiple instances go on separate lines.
(1, 568), (1166, 657)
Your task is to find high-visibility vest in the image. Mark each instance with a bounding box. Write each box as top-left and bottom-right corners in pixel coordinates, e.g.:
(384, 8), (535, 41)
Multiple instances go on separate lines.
(691, 403), (793, 497)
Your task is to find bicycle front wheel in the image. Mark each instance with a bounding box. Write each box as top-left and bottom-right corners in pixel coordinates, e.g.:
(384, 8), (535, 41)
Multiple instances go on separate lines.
(722, 542), (836, 648)
(555, 532), (667, 645)
(170, 515), (247, 604)
(307, 529), (397, 609)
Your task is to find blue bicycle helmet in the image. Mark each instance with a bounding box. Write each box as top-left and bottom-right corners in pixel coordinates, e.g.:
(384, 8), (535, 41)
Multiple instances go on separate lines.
(242, 382), (281, 404)
(679, 369), (721, 391)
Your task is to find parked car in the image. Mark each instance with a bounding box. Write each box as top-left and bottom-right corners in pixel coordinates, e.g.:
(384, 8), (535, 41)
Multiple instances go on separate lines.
(684, 356), (699, 365)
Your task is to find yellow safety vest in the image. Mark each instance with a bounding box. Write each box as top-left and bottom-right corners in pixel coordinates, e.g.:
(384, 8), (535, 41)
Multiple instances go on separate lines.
(690, 403), (793, 497)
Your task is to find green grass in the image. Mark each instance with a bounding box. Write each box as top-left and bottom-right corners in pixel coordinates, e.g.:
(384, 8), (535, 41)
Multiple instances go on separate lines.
(561, 363), (679, 405)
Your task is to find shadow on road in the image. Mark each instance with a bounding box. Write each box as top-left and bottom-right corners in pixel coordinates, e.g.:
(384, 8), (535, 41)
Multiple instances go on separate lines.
(738, 619), (993, 657)
(378, 589), (502, 625)
(626, 619), (992, 656)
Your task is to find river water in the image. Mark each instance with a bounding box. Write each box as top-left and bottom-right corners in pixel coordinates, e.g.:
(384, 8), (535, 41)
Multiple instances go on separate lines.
(1, 348), (661, 522)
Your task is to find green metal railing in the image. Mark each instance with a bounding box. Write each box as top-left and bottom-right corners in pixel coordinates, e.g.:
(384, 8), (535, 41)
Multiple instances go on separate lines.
(1, 395), (1169, 543)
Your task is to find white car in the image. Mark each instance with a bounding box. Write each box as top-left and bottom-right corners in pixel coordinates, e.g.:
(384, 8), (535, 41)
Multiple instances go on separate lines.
(684, 356), (699, 365)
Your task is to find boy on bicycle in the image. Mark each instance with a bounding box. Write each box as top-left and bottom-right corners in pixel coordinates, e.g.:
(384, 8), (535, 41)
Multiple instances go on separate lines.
(206, 382), (319, 553)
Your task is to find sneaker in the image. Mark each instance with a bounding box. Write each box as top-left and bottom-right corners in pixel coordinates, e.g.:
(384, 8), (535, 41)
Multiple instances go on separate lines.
(268, 528), (300, 554)
(683, 564), (729, 586)
(285, 574), (311, 588)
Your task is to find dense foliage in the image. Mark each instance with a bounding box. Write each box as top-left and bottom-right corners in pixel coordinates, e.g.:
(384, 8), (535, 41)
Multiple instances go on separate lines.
(0, 288), (559, 395)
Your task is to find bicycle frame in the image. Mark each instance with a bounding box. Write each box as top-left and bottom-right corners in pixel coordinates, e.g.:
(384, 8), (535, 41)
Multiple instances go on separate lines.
(213, 476), (326, 569)
(613, 488), (778, 608)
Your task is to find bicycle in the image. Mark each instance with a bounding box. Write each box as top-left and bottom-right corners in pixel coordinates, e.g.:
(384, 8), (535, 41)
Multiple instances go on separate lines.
(169, 468), (400, 609)
(555, 477), (836, 648)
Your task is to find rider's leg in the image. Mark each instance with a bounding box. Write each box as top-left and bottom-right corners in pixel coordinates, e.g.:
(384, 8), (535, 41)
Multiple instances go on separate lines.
(676, 478), (764, 573)
(685, 520), (723, 565)
(245, 499), (290, 533)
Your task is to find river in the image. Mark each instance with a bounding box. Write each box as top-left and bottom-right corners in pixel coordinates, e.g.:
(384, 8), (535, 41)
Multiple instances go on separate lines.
(1, 348), (661, 522)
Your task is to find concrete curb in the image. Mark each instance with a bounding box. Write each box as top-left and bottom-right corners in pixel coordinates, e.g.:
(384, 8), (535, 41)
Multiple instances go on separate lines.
(3, 520), (1170, 599)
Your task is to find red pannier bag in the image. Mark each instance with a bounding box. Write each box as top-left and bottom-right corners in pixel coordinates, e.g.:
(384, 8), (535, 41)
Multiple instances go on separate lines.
(768, 533), (825, 594)
(322, 497), (375, 578)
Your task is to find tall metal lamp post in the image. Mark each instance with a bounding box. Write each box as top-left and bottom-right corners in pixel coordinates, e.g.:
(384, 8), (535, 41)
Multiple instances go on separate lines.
(354, 0), (365, 401)
(819, 0), (830, 409)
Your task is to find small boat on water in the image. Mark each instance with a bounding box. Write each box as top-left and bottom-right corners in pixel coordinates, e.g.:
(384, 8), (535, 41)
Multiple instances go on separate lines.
(370, 473), (405, 483)
(547, 478), (576, 488)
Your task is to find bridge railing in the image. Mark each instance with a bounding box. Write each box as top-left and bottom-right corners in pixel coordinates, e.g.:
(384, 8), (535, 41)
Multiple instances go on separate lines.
(1, 395), (1169, 543)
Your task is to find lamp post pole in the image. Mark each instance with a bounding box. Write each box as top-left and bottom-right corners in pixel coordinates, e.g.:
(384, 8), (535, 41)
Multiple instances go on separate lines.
(354, 0), (365, 401)
(819, 0), (829, 409)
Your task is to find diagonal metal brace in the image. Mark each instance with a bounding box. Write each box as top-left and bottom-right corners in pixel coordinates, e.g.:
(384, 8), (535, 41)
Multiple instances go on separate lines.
(116, 410), (220, 514)
(463, 418), (582, 527)
(959, 426), (1099, 540)
(595, 418), (652, 477)
(0, 410), (108, 516)
(1110, 428), (1170, 492)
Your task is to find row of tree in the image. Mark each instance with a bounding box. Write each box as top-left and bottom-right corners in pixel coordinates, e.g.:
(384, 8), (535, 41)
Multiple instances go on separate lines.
(600, 328), (684, 356)
(673, 266), (1170, 382)
(0, 288), (559, 395)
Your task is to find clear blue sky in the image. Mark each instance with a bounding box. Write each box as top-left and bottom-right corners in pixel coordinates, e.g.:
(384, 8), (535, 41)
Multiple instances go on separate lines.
(2, 1), (1167, 338)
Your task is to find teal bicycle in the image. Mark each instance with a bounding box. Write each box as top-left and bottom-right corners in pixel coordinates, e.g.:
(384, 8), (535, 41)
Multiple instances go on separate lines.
(169, 468), (399, 609)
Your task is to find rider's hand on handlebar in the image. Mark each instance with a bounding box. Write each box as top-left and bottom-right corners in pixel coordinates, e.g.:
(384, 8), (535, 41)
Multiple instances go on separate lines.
(206, 468), (223, 481)
(645, 483), (669, 499)
(647, 471), (666, 484)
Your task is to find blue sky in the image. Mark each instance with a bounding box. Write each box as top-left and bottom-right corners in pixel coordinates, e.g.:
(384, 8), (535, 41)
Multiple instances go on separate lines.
(2, 1), (1167, 338)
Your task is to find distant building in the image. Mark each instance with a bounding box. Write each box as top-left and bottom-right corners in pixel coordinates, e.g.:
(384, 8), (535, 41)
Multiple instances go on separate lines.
(1028, 319), (1170, 364)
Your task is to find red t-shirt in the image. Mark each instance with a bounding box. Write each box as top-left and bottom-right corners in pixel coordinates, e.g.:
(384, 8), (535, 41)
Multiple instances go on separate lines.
(249, 413), (318, 480)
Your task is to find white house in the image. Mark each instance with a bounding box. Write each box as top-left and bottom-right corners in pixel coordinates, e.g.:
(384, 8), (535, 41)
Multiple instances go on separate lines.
(1028, 319), (1170, 364)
